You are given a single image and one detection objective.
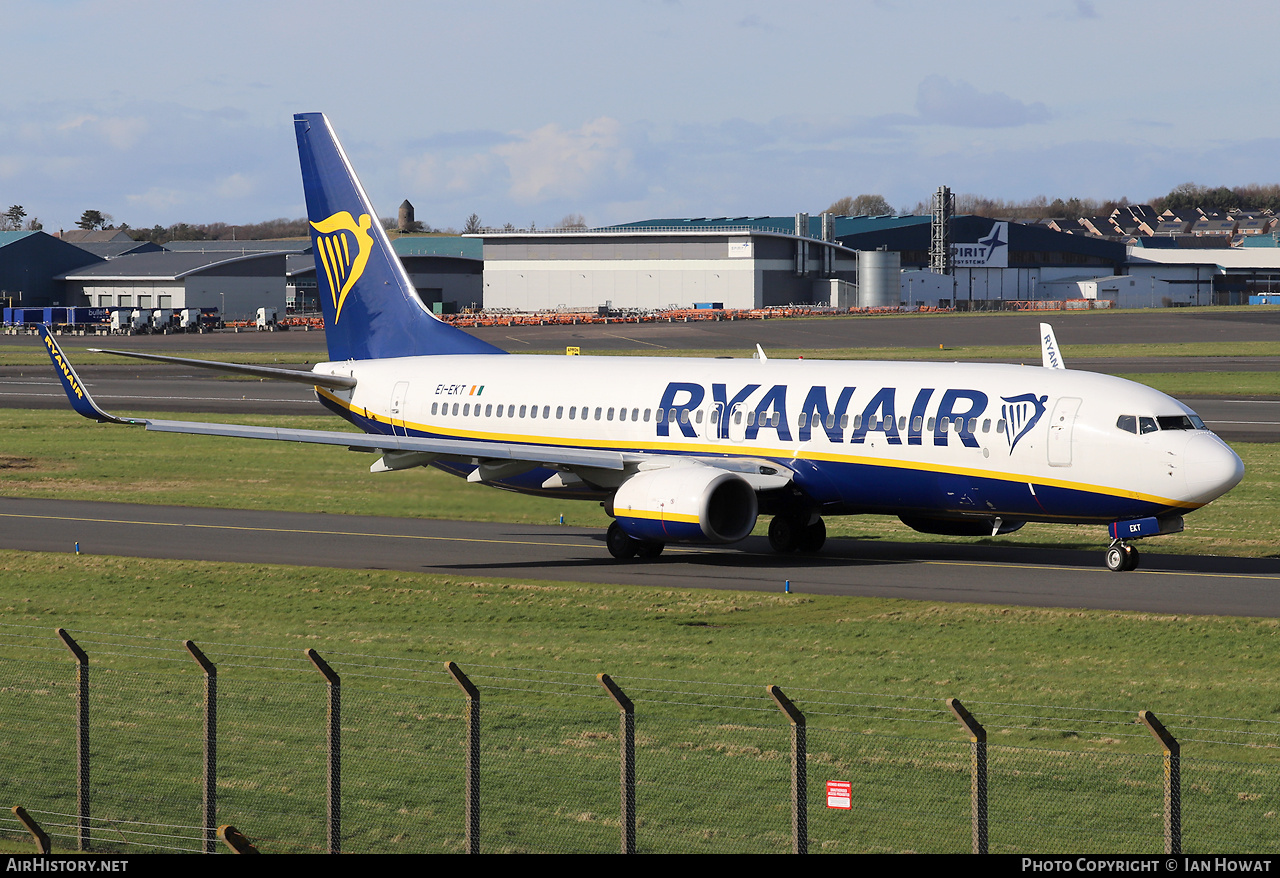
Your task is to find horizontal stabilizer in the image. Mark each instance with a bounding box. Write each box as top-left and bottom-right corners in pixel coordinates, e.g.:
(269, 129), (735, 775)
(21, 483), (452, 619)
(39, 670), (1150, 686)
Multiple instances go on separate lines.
(90, 348), (357, 390)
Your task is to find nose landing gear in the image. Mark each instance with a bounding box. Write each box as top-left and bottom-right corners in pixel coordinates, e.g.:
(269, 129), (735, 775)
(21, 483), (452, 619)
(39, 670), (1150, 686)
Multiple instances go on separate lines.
(1104, 540), (1140, 572)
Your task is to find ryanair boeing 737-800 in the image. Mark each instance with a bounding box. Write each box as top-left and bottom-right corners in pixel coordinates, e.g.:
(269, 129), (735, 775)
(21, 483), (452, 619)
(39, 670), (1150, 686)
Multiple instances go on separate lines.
(41, 113), (1245, 572)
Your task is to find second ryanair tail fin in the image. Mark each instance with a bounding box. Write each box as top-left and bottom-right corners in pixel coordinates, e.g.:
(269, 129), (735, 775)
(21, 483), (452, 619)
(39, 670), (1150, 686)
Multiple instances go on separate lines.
(294, 113), (504, 361)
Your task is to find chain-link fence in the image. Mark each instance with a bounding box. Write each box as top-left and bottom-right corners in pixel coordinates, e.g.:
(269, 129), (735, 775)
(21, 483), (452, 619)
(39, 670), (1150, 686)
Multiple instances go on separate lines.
(2, 623), (1278, 854)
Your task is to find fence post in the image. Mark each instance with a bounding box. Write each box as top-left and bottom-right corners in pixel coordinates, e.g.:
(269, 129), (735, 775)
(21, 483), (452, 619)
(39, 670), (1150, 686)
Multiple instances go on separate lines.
(184, 640), (217, 854)
(1139, 710), (1181, 855)
(597, 673), (635, 854)
(305, 648), (340, 854)
(12, 806), (51, 854)
(446, 661), (480, 854)
(217, 824), (260, 854)
(946, 697), (988, 854)
(767, 685), (807, 854)
(56, 628), (90, 851)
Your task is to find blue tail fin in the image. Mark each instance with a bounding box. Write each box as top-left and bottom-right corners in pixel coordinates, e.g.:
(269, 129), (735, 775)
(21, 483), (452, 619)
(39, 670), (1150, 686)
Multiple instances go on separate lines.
(294, 112), (504, 361)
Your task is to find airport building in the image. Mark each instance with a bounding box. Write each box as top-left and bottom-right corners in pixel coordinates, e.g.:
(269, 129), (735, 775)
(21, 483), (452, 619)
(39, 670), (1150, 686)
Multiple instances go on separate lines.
(8, 211), (1280, 319)
(59, 251), (289, 322)
(477, 218), (858, 312)
(0, 231), (103, 308)
(474, 214), (1130, 312)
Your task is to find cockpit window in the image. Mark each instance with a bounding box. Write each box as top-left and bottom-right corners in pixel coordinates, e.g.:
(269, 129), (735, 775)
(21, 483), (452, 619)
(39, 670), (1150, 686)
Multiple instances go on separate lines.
(1157, 415), (1198, 431)
(1119, 413), (1206, 434)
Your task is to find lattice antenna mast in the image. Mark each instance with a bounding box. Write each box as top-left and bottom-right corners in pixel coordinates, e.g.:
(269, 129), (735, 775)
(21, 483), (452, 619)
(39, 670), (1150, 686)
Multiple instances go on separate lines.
(929, 185), (954, 275)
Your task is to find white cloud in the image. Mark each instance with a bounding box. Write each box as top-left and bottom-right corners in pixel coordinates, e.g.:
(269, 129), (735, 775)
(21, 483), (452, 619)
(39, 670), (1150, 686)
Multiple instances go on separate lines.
(126, 187), (187, 212)
(216, 172), (256, 200)
(400, 151), (500, 197)
(494, 118), (633, 204)
(56, 113), (149, 149)
(915, 76), (1050, 129)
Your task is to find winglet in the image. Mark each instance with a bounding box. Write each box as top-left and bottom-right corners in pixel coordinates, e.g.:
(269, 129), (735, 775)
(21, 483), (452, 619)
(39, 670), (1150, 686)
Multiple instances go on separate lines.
(38, 325), (144, 425)
(1039, 322), (1065, 370)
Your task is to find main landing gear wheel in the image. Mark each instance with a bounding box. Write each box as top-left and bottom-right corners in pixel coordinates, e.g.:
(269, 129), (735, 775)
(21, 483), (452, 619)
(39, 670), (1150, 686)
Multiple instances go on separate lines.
(636, 540), (665, 559)
(769, 515), (826, 554)
(797, 518), (826, 554)
(1105, 542), (1140, 572)
(606, 521), (638, 560)
(768, 515), (799, 554)
(606, 521), (664, 561)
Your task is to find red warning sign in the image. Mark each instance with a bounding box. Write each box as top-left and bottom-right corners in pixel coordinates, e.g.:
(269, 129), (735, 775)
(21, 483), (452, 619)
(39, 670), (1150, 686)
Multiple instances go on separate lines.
(826, 780), (851, 810)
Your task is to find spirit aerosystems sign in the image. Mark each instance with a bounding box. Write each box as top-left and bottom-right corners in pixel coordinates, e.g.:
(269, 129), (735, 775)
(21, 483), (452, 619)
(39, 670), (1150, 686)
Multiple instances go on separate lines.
(951, 222), (1008, 268)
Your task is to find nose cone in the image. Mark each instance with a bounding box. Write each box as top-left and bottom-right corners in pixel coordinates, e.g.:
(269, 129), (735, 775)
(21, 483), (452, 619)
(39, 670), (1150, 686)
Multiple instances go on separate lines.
(1184, 433), (1245, 504)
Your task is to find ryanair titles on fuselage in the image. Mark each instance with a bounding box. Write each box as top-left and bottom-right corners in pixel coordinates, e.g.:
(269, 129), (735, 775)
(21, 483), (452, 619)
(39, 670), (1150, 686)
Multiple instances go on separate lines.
(652, 381), (1046, 452)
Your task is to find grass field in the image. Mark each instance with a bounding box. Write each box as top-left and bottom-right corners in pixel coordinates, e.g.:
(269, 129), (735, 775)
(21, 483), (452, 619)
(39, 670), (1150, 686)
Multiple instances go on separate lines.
(0, 408), (1275, 558)
(2, 550), (1278, 853)
(2, 327), (1279, 852)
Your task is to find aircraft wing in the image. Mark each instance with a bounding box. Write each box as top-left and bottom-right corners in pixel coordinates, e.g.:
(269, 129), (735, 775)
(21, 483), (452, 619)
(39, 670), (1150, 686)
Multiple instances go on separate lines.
(40, 326), (800, 487)
(39, 325), (630, 472)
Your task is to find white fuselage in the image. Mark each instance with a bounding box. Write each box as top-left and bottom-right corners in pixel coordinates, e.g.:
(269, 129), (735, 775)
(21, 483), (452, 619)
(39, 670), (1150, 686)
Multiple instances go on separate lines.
(311, 353), (1243, 525)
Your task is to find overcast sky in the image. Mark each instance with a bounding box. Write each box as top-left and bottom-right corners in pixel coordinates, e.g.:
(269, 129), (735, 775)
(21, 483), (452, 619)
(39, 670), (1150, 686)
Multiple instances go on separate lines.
(4, 0), (1279, 233)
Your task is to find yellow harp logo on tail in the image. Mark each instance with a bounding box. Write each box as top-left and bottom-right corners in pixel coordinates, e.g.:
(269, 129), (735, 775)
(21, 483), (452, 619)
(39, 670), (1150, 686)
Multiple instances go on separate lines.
(311, 211), (374, 324)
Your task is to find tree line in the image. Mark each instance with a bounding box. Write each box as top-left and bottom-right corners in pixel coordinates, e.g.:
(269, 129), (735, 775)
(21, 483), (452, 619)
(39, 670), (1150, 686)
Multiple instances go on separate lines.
(826, 183), (1280, 221)
(11, 182), (1279, 244)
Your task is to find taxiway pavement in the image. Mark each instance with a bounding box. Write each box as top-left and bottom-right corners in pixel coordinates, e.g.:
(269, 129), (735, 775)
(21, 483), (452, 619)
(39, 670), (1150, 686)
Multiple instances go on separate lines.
(2, 496), (1277, 617)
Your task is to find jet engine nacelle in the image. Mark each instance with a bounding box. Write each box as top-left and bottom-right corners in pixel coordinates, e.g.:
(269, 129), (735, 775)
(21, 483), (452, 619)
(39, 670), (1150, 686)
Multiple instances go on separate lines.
(612, 466), (758, 544)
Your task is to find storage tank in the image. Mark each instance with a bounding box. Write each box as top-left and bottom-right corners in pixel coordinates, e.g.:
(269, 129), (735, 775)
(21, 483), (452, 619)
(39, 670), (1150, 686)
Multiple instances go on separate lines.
(858, 249), (902, 307)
